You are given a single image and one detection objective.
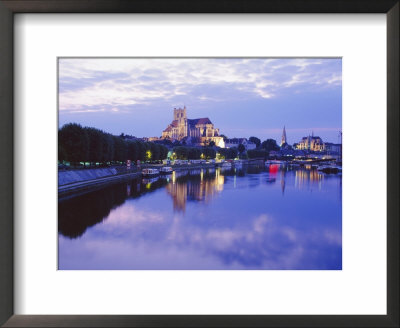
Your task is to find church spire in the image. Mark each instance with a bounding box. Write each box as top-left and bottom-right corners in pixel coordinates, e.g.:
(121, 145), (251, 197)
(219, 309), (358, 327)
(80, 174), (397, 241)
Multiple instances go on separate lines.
(280, 126), (287, 147)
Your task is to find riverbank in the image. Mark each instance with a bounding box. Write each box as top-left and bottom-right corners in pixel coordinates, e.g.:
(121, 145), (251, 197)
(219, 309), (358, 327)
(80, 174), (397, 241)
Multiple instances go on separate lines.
(58, 171), (140, 200)
(58, 158), (339, 200)
(59, 167), (133, 186)
(58, 163), (218, 200)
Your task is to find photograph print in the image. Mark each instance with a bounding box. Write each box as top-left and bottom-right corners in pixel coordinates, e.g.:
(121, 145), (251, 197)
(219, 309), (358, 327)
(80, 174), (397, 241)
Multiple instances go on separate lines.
(58, 58), (342, 270)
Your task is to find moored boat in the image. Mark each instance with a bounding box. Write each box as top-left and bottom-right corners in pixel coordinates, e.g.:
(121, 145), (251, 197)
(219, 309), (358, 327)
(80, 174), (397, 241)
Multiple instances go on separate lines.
(318, 165), (340, 174)
(142, 168), (160, 177)
(160, 166), (173, 174)
(265, 160), (282, 166)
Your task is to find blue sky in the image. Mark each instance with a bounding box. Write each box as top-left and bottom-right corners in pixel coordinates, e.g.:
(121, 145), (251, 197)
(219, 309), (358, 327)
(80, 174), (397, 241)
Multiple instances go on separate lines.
(58, 58), (342, 144)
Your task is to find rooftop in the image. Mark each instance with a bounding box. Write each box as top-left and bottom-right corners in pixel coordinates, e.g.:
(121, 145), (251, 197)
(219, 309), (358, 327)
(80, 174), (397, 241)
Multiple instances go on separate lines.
(188, 118), (212, 125)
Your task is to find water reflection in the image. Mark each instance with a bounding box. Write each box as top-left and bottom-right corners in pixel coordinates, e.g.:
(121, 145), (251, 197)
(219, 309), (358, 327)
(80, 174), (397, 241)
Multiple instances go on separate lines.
(295, 169), (324, 191)
(58, 178), (168, 238)
(166, 169), (225, 212)
(58, 165), (342, 270)
(280, 169), (286, 195)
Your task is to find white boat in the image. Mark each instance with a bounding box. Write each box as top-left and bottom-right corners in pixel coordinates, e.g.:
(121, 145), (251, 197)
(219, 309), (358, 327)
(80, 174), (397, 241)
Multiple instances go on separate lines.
(265, 160), (282, 166)
(160, 166), (173, 174)
(142, 168), (160, 177)
(221, 162), (232, 168)
(317, 165), (340, 174)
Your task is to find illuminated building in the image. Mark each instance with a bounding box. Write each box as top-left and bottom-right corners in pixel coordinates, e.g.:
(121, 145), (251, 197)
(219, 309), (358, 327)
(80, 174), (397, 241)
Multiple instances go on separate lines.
(161, 106), (225, 147)
(146, 137), (161, 142)
(225, 138), (256, 150)
(295, 133), (326, 152)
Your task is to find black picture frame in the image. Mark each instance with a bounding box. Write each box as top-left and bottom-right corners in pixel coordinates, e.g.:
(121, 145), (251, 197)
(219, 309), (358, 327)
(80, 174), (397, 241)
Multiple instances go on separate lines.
(0, 1), (398, 327)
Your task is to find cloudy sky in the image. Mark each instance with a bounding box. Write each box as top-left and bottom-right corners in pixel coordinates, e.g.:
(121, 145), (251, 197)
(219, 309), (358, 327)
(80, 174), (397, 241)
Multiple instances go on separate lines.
(58, 58), (342, 144)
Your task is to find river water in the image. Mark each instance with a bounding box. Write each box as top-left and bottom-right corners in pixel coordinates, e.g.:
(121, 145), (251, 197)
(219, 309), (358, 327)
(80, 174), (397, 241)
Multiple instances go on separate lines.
(58, 164), (342, 270)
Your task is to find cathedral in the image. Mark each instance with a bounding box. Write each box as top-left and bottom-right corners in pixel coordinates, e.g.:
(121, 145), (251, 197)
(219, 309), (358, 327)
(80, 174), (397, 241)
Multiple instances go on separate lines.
(295, 133), (326, 152)
(162, 107), (225, 147)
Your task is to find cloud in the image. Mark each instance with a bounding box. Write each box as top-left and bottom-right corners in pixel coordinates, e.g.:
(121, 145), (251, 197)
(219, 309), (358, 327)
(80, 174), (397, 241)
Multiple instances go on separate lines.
(58, 58), (341, 113)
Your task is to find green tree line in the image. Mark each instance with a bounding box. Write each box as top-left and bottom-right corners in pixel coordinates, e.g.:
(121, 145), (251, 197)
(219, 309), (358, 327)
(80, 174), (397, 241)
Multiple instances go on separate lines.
(59, 123), (168, 165)
(247, 149), (269, 159)
(172, 146), (217, 160)
(172, 146), (239, 160)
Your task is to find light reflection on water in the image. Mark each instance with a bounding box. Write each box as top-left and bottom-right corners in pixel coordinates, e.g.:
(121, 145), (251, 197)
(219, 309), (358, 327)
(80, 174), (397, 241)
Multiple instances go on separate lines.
(58, 164), (342, 270)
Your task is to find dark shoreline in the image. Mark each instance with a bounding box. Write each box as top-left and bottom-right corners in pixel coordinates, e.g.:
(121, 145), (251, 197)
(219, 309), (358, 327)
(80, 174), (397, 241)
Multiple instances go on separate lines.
(58, 163), (219, 200)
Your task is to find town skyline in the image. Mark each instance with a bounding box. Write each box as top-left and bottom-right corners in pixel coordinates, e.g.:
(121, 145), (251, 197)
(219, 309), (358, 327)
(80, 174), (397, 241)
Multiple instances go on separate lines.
(59, 58), (342, 143)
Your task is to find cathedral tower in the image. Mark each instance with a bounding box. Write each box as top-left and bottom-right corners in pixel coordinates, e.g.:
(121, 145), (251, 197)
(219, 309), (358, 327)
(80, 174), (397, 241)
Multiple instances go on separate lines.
(172, 106), (188, 139)
(173, 106), (187, 121)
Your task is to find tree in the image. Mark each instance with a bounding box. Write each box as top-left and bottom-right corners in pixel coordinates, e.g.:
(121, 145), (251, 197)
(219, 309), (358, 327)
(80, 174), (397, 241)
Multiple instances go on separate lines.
(281, 142), (292, 150)
(113, 136), (127, 163)
(249, 136), (261, 148)
(239, 151), (248, 159)
(188, 147), (201, 160)
(203, 147), (216, 159)
(228, 147), (238, 159)
(159, 145), (169, 160)
(238, 143), (245, 153)
(220, 134), (228, 141)
(261, 139), (280, 152)
(85, 127), (104, 164)
(58, 144), (67, 163)
(101, 133), (114, 163)
(218, 147), (238, 159)
(126, 141), (138, 161)
(59, 123), (171, 166)
(247, 149), (268, 159)
(135, 141), (146, 161)
(208, 140), (215, 147)
(58, 123), (89, 165)
(174, 146), (189, 160)
(150, 143), (161, 161)
(144, 142), (152, 161)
